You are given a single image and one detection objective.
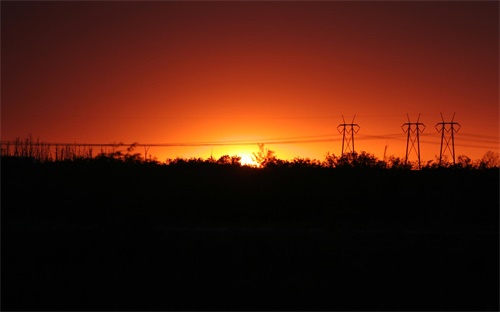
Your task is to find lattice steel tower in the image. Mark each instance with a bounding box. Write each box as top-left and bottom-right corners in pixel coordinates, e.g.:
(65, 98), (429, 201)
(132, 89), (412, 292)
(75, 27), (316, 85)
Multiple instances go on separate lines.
(402, 113), (425, 169)
(435, 112), (461, 165)
(337, 115), (360, 156)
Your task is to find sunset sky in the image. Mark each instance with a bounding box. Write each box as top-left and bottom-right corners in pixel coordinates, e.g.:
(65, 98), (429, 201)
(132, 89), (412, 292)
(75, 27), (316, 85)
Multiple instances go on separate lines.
(2, 1), (499, 163)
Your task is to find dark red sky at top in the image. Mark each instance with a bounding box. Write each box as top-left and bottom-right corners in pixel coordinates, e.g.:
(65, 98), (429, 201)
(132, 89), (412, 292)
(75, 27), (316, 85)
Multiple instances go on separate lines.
(1, 1), (498, 162)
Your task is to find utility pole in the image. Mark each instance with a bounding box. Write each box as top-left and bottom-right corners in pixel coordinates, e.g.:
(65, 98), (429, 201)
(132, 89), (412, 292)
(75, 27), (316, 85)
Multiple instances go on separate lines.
(435, 112), (461, 165)
(402, 113), (425, 169)
(337, 115), (360, 157)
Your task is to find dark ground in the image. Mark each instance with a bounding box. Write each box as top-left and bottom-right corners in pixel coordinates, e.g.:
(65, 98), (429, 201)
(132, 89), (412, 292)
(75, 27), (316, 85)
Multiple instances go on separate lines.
(1, 158), (499, 311)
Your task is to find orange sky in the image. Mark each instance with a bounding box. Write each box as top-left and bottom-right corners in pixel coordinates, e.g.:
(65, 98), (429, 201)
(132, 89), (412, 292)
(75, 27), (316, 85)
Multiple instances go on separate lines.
(2, 1), (499, 163)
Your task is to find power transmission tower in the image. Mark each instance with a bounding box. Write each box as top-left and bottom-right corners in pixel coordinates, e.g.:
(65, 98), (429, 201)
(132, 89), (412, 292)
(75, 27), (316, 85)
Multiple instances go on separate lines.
(435, 112), (461, 165)
(401, 113), (425, 169)
(337, 115), (360, 157)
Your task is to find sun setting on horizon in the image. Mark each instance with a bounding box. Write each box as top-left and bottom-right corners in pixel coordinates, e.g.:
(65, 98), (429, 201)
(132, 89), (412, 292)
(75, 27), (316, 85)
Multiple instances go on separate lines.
(239, 153), (260, 167)
(1, 1), (498, 163)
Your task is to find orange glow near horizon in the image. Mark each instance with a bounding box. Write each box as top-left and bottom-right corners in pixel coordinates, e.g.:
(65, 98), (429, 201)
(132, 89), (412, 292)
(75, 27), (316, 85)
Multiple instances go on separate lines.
(1, 1), (498, 163)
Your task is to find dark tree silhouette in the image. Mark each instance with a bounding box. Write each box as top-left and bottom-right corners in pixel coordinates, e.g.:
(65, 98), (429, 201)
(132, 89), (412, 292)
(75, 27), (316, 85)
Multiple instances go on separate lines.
(252, 143), (278, 167)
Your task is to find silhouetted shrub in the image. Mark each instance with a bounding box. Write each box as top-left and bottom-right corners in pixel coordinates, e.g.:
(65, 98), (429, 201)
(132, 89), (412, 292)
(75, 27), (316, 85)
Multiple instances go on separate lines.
(2, 136), (499, 170)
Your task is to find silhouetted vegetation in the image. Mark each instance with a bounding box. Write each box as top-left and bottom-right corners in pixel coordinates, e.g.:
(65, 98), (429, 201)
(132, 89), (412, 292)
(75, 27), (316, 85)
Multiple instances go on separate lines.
(2, 137), (499, 170)
(1, 141), (499, 311)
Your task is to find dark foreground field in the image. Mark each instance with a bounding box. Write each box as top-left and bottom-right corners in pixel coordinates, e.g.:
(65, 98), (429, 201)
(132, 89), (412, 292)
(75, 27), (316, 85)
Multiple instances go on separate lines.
(2, 157), (499, 311)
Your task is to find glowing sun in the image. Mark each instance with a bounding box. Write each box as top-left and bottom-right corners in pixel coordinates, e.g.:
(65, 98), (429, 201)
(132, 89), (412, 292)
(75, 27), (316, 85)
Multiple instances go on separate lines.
(239, 153), (259, 167)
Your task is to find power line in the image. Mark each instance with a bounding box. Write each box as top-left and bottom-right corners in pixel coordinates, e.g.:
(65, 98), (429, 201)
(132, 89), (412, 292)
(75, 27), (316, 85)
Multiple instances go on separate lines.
(3, 131), (498, 149)
(0, 137), (343, 148)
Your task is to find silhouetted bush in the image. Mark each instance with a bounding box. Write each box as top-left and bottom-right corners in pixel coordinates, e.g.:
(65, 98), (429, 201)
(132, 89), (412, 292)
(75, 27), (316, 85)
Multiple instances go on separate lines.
(2, 137), (499, 169)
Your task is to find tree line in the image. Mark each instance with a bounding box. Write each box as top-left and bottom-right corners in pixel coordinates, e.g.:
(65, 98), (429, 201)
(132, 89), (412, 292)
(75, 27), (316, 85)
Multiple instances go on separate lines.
(1, 137), (499, 169)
